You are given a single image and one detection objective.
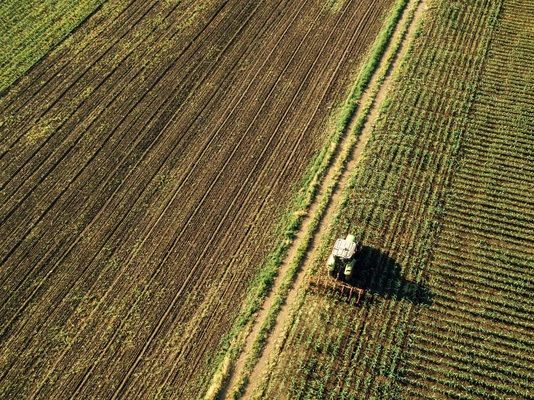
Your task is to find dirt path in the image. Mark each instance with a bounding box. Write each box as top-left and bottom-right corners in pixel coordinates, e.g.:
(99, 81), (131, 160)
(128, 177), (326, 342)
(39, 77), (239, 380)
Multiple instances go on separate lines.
(218, 0), (428, 398)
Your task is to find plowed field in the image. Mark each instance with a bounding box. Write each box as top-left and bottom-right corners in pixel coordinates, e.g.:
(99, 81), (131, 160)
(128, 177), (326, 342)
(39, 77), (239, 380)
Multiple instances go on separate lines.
(0, 0), (393, 398)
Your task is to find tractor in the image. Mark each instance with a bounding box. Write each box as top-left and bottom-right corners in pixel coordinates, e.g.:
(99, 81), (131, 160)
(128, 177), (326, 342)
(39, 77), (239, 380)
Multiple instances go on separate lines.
(309, 234), (364, 304)
(327, 234), (361, 281)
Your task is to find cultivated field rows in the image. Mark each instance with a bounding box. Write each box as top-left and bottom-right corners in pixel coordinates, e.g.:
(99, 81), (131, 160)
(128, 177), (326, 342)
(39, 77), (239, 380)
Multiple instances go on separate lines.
(398, 0), (534, 397)
(0, 0), (105, 92)
(0, 0), (394, 398)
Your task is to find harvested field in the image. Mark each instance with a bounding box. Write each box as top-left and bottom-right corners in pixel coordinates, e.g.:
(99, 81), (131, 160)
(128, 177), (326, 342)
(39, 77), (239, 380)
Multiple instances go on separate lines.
(251, 0), (534, 398)
(0, 0), (395, 398)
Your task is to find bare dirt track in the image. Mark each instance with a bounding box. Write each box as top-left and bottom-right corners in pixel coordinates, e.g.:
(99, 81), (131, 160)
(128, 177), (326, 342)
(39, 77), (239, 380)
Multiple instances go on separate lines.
(0, 0), (392, 398)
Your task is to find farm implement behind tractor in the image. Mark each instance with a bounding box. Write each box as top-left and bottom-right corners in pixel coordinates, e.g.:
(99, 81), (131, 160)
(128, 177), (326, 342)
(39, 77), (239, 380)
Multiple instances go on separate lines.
(308, 275), (363, 304)
(308, 234), (364, 304)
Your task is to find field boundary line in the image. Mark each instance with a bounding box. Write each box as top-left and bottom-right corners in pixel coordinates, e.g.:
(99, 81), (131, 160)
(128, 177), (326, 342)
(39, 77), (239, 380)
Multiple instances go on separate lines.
(203, 0), (427, 397)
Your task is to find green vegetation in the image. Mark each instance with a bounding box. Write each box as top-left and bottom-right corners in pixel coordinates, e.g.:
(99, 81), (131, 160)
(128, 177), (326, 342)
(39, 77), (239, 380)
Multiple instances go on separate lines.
(257, 0), (534, 398)
(0, 0), (106, 94)
(396, 0), (534, 396)
(325, 0), (346, 13)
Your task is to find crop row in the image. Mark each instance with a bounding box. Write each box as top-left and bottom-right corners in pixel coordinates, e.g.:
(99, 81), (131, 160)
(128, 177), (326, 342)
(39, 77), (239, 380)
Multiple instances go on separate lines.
(397, 0), (534, 397)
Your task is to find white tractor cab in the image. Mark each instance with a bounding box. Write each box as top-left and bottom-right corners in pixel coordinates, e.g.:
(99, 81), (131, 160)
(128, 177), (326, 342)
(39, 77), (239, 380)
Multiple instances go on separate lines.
(327, 234), (361, 281)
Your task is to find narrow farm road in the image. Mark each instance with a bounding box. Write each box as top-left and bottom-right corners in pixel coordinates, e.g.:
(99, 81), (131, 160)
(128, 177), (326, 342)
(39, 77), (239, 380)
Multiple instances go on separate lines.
(209, 0), (429, 398)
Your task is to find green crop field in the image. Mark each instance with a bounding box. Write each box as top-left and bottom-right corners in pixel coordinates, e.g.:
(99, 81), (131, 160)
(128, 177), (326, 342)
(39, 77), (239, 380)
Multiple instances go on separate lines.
(254, 0), (534, 398)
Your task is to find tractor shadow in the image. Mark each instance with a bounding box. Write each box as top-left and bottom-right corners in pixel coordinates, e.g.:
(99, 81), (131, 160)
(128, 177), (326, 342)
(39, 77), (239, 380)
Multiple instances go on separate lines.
(348, 245), (434, 305)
